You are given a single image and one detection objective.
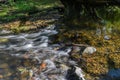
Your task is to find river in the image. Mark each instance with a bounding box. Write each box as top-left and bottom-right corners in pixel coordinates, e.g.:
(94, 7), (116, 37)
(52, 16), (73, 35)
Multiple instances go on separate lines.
(0, 25), (85, 80)
(0, 24), (120, 80)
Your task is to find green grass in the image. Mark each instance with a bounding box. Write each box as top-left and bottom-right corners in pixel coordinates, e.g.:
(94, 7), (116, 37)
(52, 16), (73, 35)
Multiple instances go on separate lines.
(0, 0), (60, 22)
(97, 6), (120, 30)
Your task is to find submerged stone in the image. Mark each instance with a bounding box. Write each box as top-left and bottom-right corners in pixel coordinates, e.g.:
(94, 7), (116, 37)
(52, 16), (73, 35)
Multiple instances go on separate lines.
(106, 69), (120, 80)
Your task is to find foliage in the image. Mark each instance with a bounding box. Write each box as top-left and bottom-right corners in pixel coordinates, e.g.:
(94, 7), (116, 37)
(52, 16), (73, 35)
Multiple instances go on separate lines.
(79, 52), (120, 76)
(53, 26), (120, 76)
(98, 6), (120, 22)
(108, 53), (120, 68)
(97, 6), (120, 30)
(82, 53), (108, 75)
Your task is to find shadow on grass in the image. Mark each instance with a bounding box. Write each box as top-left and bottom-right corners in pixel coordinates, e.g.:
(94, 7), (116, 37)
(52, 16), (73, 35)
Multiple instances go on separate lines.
(0, 0), (61, 24)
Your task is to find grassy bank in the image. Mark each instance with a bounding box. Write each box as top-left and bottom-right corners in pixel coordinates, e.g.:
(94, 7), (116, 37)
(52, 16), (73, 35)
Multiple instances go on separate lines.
(0, 0), (61, 33)
(0, 0), (60, 21)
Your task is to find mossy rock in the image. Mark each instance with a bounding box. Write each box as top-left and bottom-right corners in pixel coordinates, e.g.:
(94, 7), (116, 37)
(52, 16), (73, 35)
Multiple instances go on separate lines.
(0, 38), (8, 43)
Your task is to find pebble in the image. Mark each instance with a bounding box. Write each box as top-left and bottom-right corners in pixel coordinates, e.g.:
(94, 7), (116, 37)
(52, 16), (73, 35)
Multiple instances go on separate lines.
(104, 35), (110, 40)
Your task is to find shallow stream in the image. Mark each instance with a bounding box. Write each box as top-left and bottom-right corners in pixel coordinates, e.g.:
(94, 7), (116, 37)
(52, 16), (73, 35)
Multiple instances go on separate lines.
(0, 25), (85, 80)
(0, 24), (120, 80)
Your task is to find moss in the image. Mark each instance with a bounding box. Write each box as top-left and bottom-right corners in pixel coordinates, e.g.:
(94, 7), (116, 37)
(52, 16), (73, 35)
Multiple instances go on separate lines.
(54, 27), (120, 50)
(0, 38), (8, 43)
(0, 0), (60, 21)
(80, 53), (108, 75)
(54, 24), (120, 76)
(64, 6), (120, 30)
(108, 53), (120, 68)
(73, 52), (120, 76)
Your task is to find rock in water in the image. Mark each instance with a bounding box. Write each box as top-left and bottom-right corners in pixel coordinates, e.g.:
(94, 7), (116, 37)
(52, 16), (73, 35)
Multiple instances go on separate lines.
(66, 66), (85, 80)
(0, 30), (11, 35)
(106, 69), (120, 80)
(74, 66), (85, 80)
(82, 47), (96, 54)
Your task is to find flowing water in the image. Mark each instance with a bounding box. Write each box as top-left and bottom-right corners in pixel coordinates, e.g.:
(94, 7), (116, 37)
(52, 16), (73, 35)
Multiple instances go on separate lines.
(0, 24), (120, 80)
(0, 25), (85, 80)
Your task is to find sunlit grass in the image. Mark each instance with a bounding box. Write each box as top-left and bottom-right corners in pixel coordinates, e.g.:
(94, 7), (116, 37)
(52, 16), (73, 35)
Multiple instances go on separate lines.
(0, 0), (60, 21)
(0, 11), (7, 16)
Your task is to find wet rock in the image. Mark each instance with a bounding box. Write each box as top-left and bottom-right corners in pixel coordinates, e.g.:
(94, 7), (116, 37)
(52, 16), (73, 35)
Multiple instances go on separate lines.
(71, 46), (81, 53)
(106, 69), (120, 80)
(74, 66), (85, 80)
(66, 69), (80, 80)
(46, 24), (56, 30)
(68, 60), (77, 66)
(82, 47), (96, 54)
(69, 46), (86, 56)
(104, 35), (111, 40)
(0, 30), (12, 36)
(57, 48), (71, 57)
(66, 65), (85, 80)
